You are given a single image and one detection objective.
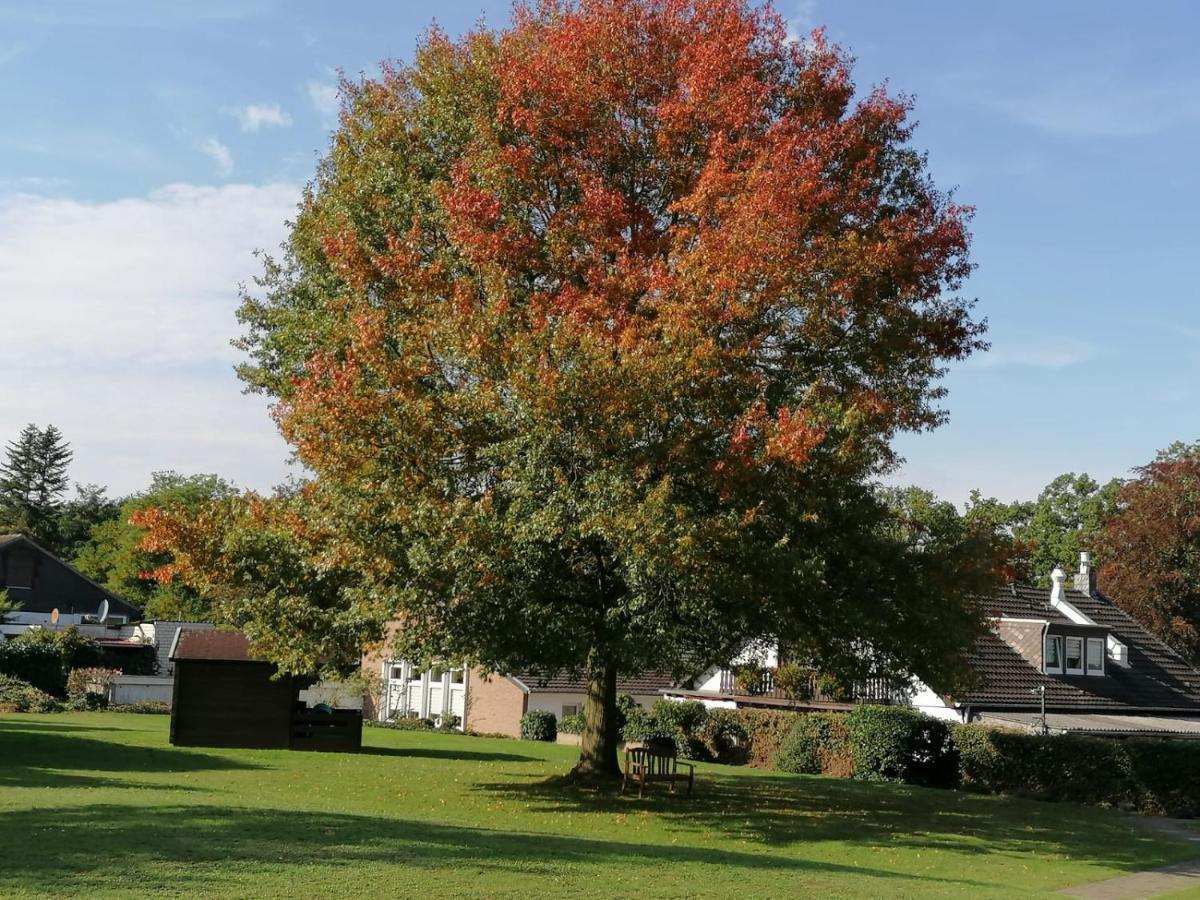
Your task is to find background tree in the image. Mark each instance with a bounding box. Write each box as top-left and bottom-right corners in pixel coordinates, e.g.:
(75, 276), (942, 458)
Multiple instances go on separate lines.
(54, 484), (119, 561)
(0, 424), (73, 545)
(74, 472), (237, 621)
(152, 0), (989, 777)
(1097, 442), (1200, 661)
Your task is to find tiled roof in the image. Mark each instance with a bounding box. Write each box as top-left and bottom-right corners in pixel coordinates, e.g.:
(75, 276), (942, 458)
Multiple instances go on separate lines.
(513, 671), (678, 695)
(982, 711), (1200, 736)
(962, 584), (1200, 713)
(171, 629), (261, 663)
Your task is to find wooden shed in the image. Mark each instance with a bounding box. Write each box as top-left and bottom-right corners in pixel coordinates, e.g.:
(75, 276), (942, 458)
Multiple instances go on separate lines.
(169, 630), (361, 752)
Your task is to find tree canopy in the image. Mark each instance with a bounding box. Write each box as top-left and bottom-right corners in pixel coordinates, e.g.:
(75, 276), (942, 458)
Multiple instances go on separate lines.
(146, 0), (991, 776)
(0, 423), (73, 546)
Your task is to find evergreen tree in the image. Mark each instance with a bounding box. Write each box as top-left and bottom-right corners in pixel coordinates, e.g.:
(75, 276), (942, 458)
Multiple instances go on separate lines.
(0, 423), (74, 545)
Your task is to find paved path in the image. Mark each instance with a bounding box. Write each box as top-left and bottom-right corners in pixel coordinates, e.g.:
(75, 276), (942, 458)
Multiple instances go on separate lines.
(1060, 819), (1200, 900)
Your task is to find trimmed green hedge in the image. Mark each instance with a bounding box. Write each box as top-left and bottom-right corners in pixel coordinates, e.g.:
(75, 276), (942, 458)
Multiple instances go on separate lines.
(846, 706), (957, 788)
(775, 712), (852, 776)
(0, 674), (64, 712)
(952, 724), (1200, 817)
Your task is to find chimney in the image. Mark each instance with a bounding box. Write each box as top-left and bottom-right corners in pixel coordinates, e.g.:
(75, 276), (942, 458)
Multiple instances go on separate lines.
(1073, 551), (1096, 594)
(1049, 565), (1067, 608)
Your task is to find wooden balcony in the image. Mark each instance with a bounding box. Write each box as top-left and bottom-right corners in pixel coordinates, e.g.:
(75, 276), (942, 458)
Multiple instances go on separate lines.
(716, 668), (912, 707)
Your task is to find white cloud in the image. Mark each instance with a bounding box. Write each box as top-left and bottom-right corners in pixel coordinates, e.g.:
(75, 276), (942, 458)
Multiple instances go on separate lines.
(986, 79), (1200, 139)
(200, 136), (233, 175)
(786, 0), (819, 45)
(307, 79), (340, 120)
(970, 336), (1097, 370)
(0, 182), (301, 495)
(0, 42), (27, 65)
(228, 102), (292, 132)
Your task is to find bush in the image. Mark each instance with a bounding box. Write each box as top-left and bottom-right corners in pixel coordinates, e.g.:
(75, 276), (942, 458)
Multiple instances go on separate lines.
(775, 712), (853, 776)
(66, 667), (122, 700)
(846, 706), (957, 788)
(0, 641), (72, 696)
(69, 692), (109, 711)
(111, 701), (170, 715)
(0, 674), (64, 712)
(366, 716), (435, 731)
(697, 709), (750, 763)
(558, 712), (585, 735)
(520, 709), (557, 742)
(0, 628), (156, 697)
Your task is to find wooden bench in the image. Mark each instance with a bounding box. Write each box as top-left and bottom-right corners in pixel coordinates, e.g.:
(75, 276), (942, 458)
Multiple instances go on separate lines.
(621, 741), (694, 797)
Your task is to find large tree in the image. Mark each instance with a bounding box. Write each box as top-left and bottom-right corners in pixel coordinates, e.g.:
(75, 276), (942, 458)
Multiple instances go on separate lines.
(75, 472), (238, 621)
(153, 0), (990, 776)
(1097, 442), (1200, 661)
(0, 423), (73, 546)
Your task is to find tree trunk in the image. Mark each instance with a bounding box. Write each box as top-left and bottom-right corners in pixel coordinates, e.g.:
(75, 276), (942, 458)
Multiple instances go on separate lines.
(570, 655), (620, 779)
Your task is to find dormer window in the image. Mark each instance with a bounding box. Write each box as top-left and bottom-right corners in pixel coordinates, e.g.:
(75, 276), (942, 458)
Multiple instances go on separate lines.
(1045, 635), (1063, 674)
(1087, 638), (1105, 675)
(1065, 637), (1085, 675)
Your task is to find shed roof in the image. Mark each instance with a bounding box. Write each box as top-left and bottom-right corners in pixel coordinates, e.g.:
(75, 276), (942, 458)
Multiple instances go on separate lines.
(981, 711), (1200, 736)
(171, 629), (261, 663)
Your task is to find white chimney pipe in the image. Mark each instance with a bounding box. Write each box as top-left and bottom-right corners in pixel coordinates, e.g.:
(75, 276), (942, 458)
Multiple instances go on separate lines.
(1074, 551), (1096, 594)
(1050, 566), (1067, 607)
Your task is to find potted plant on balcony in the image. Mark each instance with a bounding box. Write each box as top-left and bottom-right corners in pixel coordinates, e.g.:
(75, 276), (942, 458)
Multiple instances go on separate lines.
(733, 662), (766, 696)
(813, 672), (851, 702)
(774, 662), (813, 704)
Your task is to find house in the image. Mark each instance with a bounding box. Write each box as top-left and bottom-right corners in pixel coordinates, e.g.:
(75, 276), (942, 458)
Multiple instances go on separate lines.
(363, 630), (675, 736)
(932, 554), (1200, 737)
(663, 553), (1200, 738)
(0, 533), (140, 635)
(170, 629), (362, 751)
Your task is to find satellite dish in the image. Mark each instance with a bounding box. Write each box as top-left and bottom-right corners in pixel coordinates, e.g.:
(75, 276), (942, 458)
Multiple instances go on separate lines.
(96, 599), (109, 624)
(49, 608), (59, 625)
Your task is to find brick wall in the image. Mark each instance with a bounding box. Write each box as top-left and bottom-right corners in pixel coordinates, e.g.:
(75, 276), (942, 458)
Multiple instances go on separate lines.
(465, 668), (527, 737)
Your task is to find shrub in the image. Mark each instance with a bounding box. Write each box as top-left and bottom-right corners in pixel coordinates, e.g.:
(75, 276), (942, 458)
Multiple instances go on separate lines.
(366, 717), (435, 731)
(0, 674), (64, 712)
(66, 667), (122, 700)
(558, 712), (585, 735)
(69, 692), (109, 711)
(0, 641), (72, 696)
(846, 706), (957, 788)
(437, 713), (461, 731)
(111, 701), (170, 715)
(520, 709), (557, 742)
(724, 708), (797, 767)
(697, 709), (750, 763)
(775, 712), (853, 776)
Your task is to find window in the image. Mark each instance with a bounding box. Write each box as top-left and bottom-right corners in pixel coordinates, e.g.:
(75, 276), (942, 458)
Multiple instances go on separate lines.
(1065, 637), (1084, 674)
(562, 704), (578, 717)
(1045, 635), (1063, 673)
(1087, 638), (1105, 675)
(390, 665), (404, 681)
(5, 552), (33, 589)
(449, 668), (464, 686)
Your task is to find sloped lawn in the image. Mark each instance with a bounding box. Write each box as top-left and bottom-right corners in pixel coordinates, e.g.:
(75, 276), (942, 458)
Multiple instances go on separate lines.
(0, 712), (1190, 898)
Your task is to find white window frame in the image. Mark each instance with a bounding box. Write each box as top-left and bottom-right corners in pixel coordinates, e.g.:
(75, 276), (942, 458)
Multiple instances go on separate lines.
(1064, 636), (1084, 675)
(1044, 635), (1063, 674)
(1086, 637), (1105, 676)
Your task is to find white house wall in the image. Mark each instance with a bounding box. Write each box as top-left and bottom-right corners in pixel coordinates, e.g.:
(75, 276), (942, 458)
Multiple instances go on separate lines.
(526, 691), (661, 717)
(909, 679), (963, 722)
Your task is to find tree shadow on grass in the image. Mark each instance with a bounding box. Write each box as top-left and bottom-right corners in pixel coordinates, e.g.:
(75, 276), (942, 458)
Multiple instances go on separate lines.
(0, 719), (262, 791)
(362, 745), (541, 763)
(471, 769), (1186, 876)
(0, 717), (135, 734)
(0, 803), (1000, 896)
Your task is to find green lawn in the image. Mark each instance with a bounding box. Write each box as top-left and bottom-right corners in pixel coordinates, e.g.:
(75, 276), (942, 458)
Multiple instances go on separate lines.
(0, 712), (1191, 898)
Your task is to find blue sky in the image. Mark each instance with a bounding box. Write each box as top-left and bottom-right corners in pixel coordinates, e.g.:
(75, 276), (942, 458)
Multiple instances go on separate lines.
(1, 1), (1197, 505)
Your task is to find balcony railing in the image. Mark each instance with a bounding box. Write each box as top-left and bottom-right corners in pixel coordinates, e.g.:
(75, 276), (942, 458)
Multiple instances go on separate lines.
(716, 668), (912, 706)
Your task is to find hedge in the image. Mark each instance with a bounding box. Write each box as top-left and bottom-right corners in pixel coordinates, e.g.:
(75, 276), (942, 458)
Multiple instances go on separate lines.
(775, 712), (852, 776)
(846, 705), (957, 788)
(952, 723), (1200, 817)
(0, 674), (63, 712)
(0, 628), (157, 697)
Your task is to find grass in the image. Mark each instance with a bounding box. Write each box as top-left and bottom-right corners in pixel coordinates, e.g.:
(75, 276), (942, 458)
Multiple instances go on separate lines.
(0, 712), (1193, 898)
